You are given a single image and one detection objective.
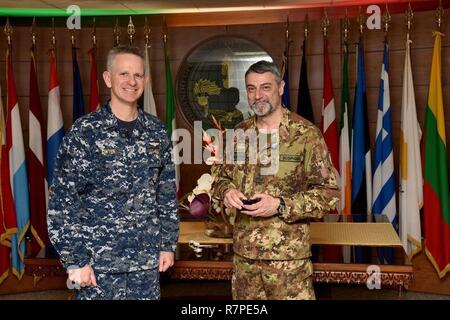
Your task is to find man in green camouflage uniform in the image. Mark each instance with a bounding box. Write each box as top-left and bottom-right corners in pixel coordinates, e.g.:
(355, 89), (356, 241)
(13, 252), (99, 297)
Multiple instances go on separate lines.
(212, 61), (339, 300)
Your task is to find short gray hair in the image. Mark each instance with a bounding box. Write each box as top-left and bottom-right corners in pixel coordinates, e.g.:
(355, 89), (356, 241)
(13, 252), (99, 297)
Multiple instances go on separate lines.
(106, 45), (145, 71)
(245, 60), (281, 83)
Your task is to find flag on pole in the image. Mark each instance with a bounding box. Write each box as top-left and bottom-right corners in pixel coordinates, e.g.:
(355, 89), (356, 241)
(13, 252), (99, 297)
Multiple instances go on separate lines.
(372, 40), (396, 264)
(399, 36), (423, 259)
(6, 44), (30, 279)
(339, 41), (351, 215)
(143, 45), (158, 117)
(72, 45), (85, 123)
(163, 34), (180, 192)
(1, 82), (17, 285)
(281, 45), (290, 109)
(297, 39), (315, 122)
(352, 38), (372, 218)
(28, 44), (49, 257)
(351, 37), (371, 263)
(88, 46), (100, 112)
(322, 38), (339, 171)
(47, 48), (64, 187)
(321, 36), (340, 262)
(340, 40), (352, 263)
(423, 31), (450, 278)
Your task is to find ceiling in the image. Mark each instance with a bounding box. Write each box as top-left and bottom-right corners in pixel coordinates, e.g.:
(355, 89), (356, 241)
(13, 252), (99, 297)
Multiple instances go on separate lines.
(0, 0), (443, 16)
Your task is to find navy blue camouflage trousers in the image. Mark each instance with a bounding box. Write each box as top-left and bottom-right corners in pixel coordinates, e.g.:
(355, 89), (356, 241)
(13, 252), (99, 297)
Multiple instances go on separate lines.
(75, 268), (160, 300)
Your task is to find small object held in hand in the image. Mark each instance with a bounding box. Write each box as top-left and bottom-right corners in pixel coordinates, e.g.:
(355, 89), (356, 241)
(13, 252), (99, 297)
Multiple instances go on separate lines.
(242, 198), (261, 205)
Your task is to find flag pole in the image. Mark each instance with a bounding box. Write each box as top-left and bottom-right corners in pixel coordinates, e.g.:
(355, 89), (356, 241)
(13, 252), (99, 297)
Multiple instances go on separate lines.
(113, 17), (120, 47)
(51, 17), (56, 52)
(383, 4), (391, 38)
(91, 17), (96, 47)
(406, 2), (413, 41)
(127, 16), (135, 45)
(304, 13), (309, 40)
(31, 17), (36, 48)
(285, 15), (290, 51)
(436, 0), (443, 31)
(321, 8), (329, 38)
(4, 17), (12, 48)
(343, 9), (349, 44)
(144, 16), (151, 49)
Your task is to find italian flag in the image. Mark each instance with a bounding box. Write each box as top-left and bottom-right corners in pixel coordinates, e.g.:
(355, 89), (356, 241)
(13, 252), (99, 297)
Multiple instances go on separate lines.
(423, 32), (450, 278)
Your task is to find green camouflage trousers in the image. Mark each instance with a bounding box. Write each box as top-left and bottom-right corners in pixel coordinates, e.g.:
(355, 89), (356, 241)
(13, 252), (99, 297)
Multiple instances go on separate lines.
(232, 254), (315, 300)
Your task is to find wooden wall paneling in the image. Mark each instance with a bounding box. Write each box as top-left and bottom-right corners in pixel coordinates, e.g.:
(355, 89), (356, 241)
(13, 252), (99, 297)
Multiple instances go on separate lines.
(1, 7), (450, 292)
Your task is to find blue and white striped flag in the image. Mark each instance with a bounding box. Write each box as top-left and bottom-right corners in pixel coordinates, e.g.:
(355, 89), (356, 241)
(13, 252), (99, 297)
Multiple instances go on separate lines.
(372, 41), (397, 264)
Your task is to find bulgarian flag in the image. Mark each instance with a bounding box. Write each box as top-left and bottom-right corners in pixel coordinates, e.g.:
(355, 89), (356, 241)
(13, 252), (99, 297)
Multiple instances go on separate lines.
(423, 31), (450, 278)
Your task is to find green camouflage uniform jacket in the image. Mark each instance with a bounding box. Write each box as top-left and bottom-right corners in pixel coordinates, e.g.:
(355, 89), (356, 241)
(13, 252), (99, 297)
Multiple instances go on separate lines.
(213, 108), (339, 260)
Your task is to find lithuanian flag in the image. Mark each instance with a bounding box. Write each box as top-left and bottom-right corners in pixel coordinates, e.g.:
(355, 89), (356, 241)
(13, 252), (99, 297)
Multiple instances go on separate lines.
(423, 31), (450, 278)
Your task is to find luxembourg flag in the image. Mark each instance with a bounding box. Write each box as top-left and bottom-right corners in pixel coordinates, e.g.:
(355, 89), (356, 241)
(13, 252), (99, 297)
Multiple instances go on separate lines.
(6, 45), (30, 279)
(47, 48), (64, 186)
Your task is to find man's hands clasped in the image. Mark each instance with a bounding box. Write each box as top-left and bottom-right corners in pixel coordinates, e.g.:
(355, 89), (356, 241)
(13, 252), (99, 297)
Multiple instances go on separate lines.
(223, 188), (280, 218)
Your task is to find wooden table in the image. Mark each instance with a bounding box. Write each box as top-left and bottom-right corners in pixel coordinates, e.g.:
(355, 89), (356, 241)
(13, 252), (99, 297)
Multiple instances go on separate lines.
(171, 221), (413, 295)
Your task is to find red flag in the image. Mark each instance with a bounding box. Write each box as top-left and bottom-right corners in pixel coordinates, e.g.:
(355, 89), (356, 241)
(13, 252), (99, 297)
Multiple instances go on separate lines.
(0, 82), (17, 284)
(28, 45), (49, 257)
(322, 39), (339, 170)
(88, 46), (100, 112)
(321, 38), (341, 262)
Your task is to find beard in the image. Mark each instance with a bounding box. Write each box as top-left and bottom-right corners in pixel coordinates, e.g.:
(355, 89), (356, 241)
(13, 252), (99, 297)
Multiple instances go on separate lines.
(250, 100), (275, 117)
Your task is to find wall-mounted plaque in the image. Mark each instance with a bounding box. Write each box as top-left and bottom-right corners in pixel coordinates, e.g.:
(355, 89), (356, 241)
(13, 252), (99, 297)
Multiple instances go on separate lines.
(177, 36), (273, 130)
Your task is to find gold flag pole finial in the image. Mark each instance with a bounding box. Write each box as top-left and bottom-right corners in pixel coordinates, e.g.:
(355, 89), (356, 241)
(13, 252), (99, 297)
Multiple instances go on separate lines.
(357, 6), (365, 34)
(436, 0), (443, 31)
(285, 16), (290, 47)
(304, 13), (309, 39)
(144, 16), (151, 48)
(127, 16), (135, 45)
(383, 4), (391, 35)
(406, 2), (413, 39)
(163, 16), (168, 44)
(70, 26), (75, 46)
(4, 17), (13, 46)
(113, 17), (121, 46)
(91, 17), (96, 46)
(31, 17), (37, 47)
(321, 8), (330, 37)
(51, 17), (56, 49)
(343, 9), (350, 42)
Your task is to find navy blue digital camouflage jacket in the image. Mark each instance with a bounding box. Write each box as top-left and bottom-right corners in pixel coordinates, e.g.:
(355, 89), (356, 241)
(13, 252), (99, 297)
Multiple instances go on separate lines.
(47, 101), (179, 273)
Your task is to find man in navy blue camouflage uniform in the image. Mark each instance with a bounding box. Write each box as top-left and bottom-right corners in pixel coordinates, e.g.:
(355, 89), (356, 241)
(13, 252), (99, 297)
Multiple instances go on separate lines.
(47, 45), (179, 300)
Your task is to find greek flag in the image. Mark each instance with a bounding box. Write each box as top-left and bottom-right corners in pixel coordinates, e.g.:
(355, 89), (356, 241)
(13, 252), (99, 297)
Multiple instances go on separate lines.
(372, 41), (397, 264)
